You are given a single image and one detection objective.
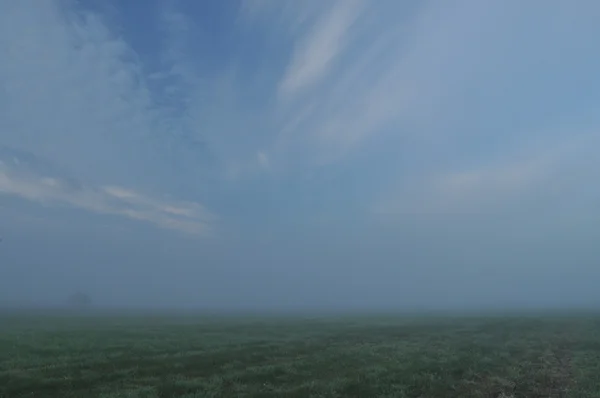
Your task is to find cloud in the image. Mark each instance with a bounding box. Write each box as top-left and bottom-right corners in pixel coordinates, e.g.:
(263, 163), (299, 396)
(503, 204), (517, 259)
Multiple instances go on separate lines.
(1, 1), (150, 180)
(232, 0), (600, 227)
(266, 1), (441, 165)
(0, 148), (213, 235)
(2, 0), (600, 239)
(375, 129), (600, 216)
(257, 151), (269, 169)
(0, 0), (218, 233)
(237, 0), (327, 35)
(241, 0), (600, 171)
(278, 0), (363, 97)
(0, 0), (215, 189)
(376, 158), (551, 216)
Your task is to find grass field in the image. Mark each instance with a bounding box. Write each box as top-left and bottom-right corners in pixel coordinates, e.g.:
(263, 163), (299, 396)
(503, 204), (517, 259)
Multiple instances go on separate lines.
(2, 311), (600, 397)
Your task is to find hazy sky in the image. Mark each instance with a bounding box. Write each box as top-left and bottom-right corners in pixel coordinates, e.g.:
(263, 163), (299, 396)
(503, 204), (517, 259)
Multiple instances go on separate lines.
(1, 0), (600, 311)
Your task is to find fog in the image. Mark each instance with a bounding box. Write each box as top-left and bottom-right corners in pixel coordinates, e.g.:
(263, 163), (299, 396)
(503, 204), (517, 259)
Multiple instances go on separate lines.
(3, 200), (599, 313)
(2, 0), (600, 314)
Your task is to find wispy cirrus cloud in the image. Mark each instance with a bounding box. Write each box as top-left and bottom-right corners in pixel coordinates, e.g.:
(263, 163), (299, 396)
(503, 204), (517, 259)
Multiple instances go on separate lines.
(2, 0), (600, 237)
(375, 155), (553, 216)
(232, 0), (600, 230)
(0, 0), (215, 234)
(0, 148), (213, 235)
(239, 0), (600, 173)
(278, 0), (363, 97)
(375, 129), (600, 216)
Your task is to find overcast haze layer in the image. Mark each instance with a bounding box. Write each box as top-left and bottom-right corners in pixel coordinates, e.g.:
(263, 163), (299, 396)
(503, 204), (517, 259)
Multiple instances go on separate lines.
(1, 0), (600, 312)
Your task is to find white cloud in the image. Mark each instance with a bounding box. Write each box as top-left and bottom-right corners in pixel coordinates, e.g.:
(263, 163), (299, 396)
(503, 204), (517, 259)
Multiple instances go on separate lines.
(2, 0), (599, 229)
(0, 0), (212, 184)
(375, 130), (600, 216)
(0, 0), (216, 234)
(0, 156), (213, 236)
(237, 0), (327, 35)
(0, 1), (155, 180)
(257, 151), (269, 169)
(258, 0), (600, 169)
(278, 0), (363, 97)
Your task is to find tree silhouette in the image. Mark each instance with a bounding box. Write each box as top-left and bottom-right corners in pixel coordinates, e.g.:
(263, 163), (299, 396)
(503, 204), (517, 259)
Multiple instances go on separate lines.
(66, 292), (92, 308)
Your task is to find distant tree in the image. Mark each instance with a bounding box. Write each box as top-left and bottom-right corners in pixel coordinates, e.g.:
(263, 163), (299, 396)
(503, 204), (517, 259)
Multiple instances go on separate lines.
(66, 292), (92, 308)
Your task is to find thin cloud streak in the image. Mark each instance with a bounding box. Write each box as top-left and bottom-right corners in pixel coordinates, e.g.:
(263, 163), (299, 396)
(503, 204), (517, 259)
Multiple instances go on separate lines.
(278, 0), (363, 97)
(374, 130), (600, 216)
(0, 152), (214, 236)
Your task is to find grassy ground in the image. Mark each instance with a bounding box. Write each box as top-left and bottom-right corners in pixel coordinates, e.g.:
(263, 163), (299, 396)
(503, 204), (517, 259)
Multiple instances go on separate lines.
(1, 312), (600, 397)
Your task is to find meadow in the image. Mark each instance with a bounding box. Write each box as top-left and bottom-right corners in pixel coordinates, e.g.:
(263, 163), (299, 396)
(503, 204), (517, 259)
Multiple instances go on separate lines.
(1, 311), (600, 397)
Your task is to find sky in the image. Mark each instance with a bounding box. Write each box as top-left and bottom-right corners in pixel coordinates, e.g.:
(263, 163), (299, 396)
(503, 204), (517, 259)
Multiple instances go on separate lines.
(1, 0), (600, 312)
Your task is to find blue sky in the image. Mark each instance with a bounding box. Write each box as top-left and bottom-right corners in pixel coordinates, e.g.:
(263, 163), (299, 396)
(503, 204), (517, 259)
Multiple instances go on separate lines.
(2, 0), (600, 311)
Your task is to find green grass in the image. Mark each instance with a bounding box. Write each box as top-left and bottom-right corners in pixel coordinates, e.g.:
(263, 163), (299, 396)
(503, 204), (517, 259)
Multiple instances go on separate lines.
(2, 311), (600, 397)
